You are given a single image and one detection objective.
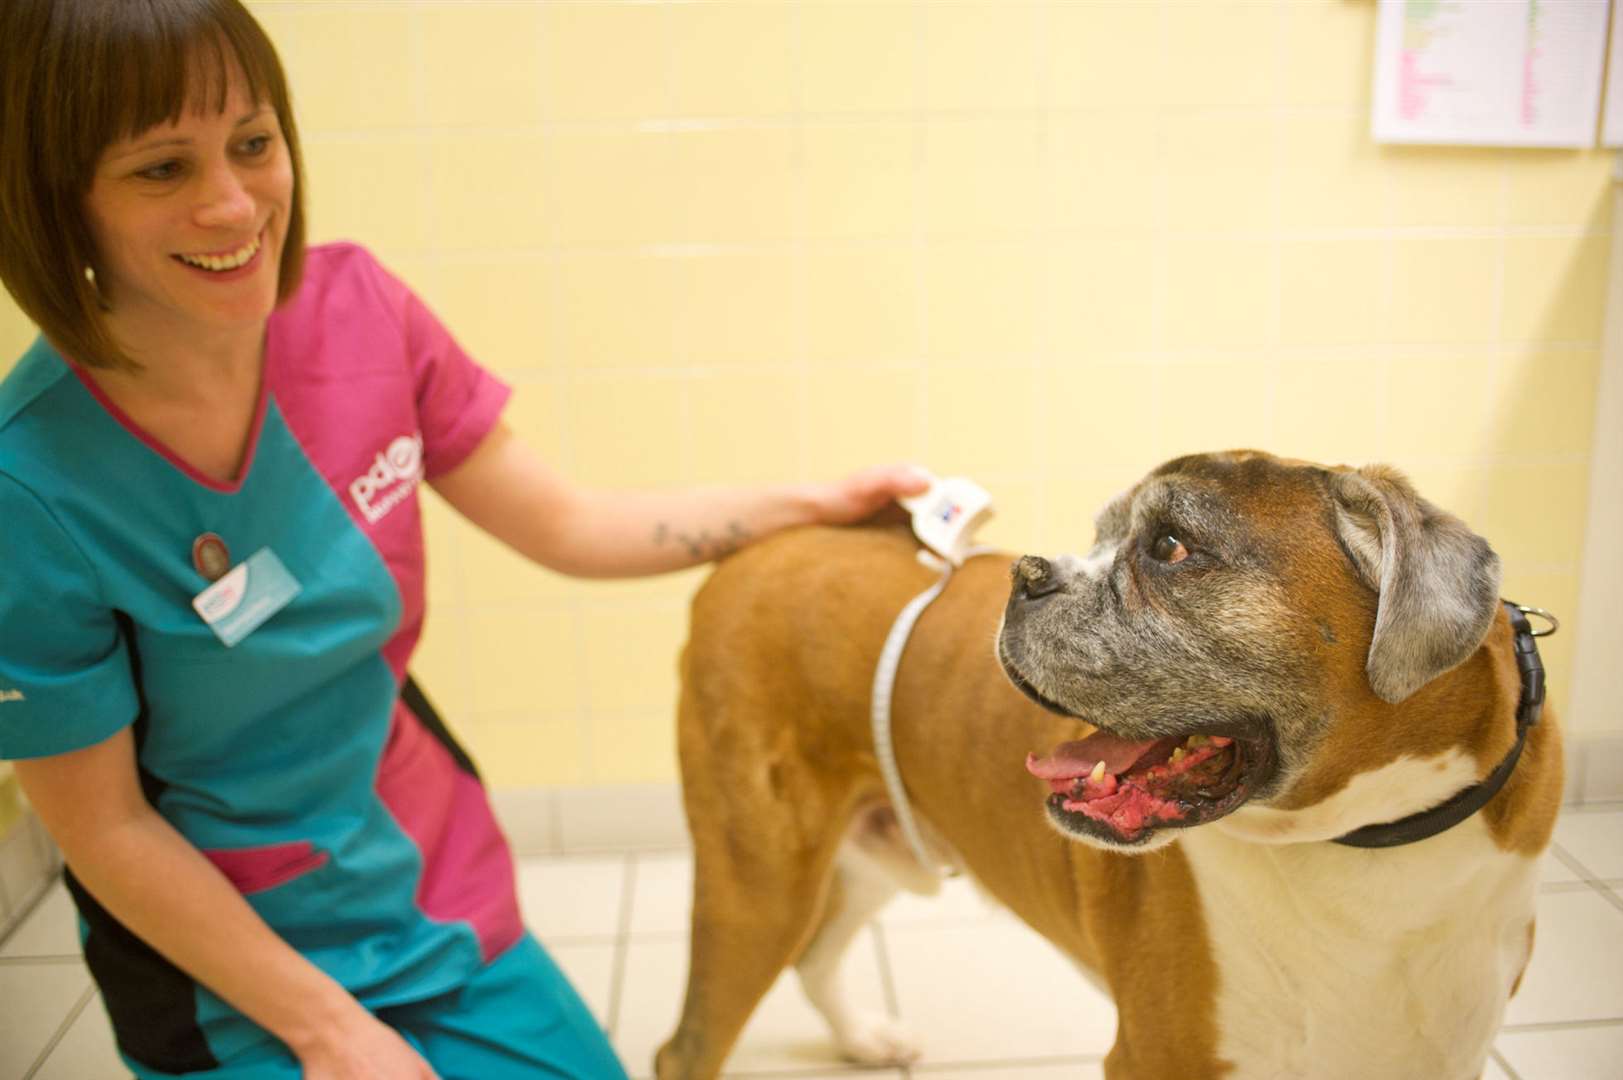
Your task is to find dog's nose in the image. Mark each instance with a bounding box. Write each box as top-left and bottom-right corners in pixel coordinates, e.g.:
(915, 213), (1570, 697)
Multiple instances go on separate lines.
(1011, 555), (1063, 601)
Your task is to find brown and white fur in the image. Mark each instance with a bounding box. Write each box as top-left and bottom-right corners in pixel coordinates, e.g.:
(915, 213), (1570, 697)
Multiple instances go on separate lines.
(654, 451), (1563, 1080)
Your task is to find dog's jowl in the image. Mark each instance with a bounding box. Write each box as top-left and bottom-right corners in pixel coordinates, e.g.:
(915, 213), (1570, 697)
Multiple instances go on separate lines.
(655, 450), (1562, 1080)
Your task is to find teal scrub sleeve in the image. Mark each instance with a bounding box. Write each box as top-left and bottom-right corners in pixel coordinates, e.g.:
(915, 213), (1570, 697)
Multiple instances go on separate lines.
(0, 472), (139, 759)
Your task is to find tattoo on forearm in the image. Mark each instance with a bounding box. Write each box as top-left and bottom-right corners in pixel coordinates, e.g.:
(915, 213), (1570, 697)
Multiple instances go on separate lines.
(653, 520), (753, 561)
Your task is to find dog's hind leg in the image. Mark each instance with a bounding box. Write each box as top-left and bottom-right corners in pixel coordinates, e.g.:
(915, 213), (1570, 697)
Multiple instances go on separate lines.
(796, 808), (927, 1067)
(654, 776), (856, 1079)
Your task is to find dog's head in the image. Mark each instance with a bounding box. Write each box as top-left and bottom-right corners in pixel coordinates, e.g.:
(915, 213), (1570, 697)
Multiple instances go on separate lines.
(997, 450), (1502, 852)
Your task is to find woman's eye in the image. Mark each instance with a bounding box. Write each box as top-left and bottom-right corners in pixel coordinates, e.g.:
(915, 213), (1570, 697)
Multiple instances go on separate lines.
(137, 160), (182, 181)
(1150, 533), (1189, 564)
(240, 134), (272, 156)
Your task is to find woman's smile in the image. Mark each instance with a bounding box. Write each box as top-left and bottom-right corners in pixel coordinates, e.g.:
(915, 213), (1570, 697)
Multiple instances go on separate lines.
(175, 229), (264, 274)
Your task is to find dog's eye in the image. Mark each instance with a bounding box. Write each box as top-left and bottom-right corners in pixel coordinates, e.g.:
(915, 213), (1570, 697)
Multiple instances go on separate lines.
(1150, 533), (1188, 564)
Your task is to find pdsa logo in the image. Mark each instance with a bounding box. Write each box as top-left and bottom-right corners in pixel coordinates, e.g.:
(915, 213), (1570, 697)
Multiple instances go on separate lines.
(350, 433), (423, 524)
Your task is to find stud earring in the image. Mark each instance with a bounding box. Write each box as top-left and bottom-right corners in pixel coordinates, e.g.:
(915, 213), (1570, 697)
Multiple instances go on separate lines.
(84, 265), (111, 311)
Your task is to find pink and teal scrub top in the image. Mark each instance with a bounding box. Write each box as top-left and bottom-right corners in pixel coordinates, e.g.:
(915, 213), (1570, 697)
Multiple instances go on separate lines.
(0, 243), (523, 1073)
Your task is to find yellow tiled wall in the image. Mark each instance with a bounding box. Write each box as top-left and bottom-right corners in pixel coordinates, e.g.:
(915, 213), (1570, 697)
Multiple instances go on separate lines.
(0, 2), (1611, 788)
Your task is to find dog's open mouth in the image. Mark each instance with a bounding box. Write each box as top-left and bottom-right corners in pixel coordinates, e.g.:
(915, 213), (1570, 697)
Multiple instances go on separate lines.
(1025, 729), (1259, 845)
(998, 642), (1275, 846)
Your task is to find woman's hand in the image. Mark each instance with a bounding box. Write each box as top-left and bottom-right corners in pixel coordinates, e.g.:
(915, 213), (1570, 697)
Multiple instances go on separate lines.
(811, 463), (933, 526)
(295, 1009), (441, 1080)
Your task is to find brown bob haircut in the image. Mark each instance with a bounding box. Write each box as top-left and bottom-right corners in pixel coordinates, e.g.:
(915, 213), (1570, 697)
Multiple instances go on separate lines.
(0, 0), (306, 370)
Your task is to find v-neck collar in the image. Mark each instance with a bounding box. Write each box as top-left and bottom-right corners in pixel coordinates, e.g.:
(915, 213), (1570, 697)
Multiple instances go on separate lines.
(64, 327), (276, 496)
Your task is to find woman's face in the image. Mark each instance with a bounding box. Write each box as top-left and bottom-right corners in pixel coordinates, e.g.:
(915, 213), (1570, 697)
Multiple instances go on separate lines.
(83, 62), (293, 356)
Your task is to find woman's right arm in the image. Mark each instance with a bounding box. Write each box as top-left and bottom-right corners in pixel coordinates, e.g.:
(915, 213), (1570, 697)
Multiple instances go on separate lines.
(12, 727), (439, 1080)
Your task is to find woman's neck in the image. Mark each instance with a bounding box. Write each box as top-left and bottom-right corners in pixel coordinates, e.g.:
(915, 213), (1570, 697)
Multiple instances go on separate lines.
(74, 312), (270, 486)
(93, 315), (267, 408)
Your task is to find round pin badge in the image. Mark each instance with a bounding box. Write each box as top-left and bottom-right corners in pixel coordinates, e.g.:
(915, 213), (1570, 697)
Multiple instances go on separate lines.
(192, 533), (231, 582)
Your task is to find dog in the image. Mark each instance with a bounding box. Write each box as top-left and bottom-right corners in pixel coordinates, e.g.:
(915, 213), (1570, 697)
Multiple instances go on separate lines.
(654, 451), (1563, 1080)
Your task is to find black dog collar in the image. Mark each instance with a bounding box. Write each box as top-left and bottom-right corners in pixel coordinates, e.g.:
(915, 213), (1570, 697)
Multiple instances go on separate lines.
(1332, 601), (1554, 850)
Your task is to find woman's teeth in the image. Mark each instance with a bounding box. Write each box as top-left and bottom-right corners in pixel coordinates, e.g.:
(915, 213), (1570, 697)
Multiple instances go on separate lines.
(178, 235), (260, 272)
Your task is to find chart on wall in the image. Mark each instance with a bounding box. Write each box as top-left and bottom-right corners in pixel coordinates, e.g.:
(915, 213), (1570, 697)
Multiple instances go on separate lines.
(1371, 0), (1611, 147)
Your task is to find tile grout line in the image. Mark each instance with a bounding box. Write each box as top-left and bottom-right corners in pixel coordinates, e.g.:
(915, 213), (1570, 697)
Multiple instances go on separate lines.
(906, 1054), (1108, 1075)
(866, 920), (910, 1080)
(21, 982), (97, 1080)
(1548, 841), (1623, 914)
(1499, 1016), (1623, 1033)
(1548, 840), (1596, 880)
(1489, 1045), (1523, 1080)
(0, 869), (60, 954)
(606, 852), (638, 1042)
(1594, 881), (1623, 916)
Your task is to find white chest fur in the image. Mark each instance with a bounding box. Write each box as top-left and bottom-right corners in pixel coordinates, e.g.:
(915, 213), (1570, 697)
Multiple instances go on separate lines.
(1181, 816), (1539, 1080)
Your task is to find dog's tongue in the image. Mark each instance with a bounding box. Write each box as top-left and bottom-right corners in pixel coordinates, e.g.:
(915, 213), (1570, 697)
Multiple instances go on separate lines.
(1026, 732), (1164, 782)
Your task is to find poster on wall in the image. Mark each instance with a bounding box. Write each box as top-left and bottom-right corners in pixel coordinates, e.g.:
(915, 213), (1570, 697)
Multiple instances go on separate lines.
(1371, 0), (1611, 148)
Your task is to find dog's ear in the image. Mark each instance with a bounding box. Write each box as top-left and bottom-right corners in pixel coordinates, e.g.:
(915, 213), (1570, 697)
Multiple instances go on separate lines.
(1328, 465), (1502, 704)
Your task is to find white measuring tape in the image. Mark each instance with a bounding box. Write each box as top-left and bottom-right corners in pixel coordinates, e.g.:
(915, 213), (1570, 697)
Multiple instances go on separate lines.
(870, 475), (995, 876)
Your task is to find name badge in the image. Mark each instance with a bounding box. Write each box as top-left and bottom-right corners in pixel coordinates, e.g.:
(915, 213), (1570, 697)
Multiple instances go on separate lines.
(191, 548), (301, 647)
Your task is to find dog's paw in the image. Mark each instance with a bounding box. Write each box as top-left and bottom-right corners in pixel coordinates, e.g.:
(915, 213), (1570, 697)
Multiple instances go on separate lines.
(835, 1013), (922, 1066)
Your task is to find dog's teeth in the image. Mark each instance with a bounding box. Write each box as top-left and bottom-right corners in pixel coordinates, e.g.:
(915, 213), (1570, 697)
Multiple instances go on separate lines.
(1089, 761), (1107, 783)
(1171, 748), (1185, 765)
(1186, 735), (1209, 749)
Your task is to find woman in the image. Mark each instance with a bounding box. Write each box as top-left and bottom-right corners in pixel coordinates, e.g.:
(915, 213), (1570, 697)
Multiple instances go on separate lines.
(0, 2), (926, 1077)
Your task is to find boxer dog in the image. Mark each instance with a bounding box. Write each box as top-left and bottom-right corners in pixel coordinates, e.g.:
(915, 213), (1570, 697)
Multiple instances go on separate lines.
(655, 451), (1562, 1080)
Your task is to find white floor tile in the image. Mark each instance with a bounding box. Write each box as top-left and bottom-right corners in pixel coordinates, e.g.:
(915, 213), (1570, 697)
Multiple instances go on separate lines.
(549, 940), (619, 1029)
(517, 854), (628, 940)
(1503, 890), (1623, 1026)
(627, 852), (692, 938)
(0, 824), (49, 922)
(1497, 1023), (1623, 1080)
(0, 961), (94, 1078)
(1540, 848), (1585, 886)
(1552, 809), (1623, 880)
(32, 992), (127, 1080)
(614, 932), (892, 1079)
(6, 843), (1622, 1080)
(884, 918), (1116, 1064)
(0, 881), (80, 959)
